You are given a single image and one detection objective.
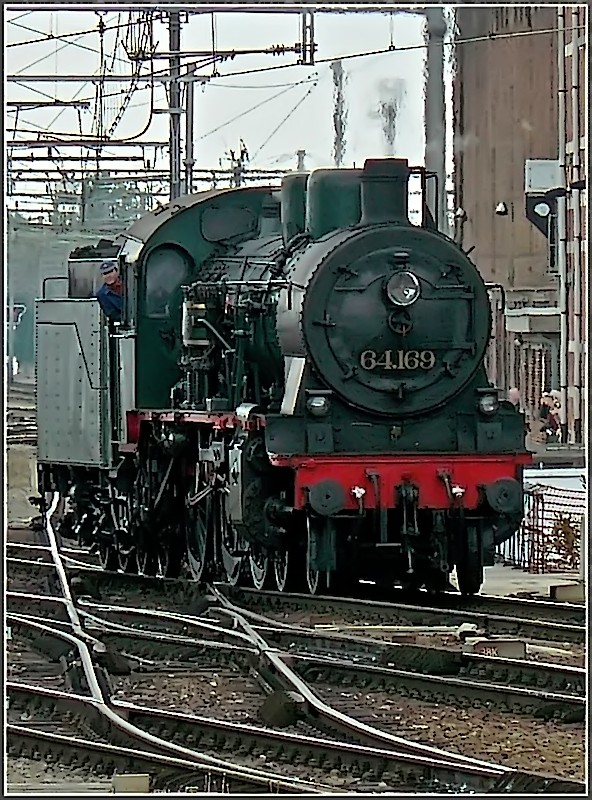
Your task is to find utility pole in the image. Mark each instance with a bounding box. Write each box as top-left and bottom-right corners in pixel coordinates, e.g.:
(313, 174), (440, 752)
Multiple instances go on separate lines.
(299, 11), (316, 65)
(226, 141), (249, 187)
(296, 149), (306, 171)
(7, 291), (15, 385)
(184, 66), (196, 194)
(168, 11), (182, 201)
(331, 60), (346, 167)
(424, 7), (448, 234)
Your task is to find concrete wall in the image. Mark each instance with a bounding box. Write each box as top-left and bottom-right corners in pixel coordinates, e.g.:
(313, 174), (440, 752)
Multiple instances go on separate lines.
(7, 445), (37, 526)
(453, 6), (558, 288)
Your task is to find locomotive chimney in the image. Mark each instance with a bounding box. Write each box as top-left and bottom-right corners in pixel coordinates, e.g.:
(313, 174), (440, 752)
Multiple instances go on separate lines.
(360, 158), (410, 225)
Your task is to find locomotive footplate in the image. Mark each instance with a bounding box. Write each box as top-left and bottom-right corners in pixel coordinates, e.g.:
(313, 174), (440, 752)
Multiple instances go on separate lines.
(268, 453), (531, 513)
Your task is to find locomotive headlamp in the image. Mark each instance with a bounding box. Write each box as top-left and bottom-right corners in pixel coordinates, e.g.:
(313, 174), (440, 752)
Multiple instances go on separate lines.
(306, 395), (330, 416)
(478, 393), (499, 415)
(386, 271), (421, 307)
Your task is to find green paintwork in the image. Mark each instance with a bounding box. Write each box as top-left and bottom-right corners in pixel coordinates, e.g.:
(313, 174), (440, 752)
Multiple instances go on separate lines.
(305, 168), (362, 239)
(134, 188), (275, 409)
(280, 173), (309, 243)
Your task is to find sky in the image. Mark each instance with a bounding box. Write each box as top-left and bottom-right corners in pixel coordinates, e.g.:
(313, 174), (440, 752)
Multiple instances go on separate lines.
(5, 6), (455, 216)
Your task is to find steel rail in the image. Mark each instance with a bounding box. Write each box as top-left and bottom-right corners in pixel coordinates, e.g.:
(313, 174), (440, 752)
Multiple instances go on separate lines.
(7, 570), (585, 793)
(62, 613), (585, 721)
(7, 575), (585, 685)
(27, 562), (587, 633)
(207, 587), (586, 794)
(290, 653), (585, 722)
(8, 613), (510, 793)
(6, 724), (324, 794)
(16, 678), (580, 794)
(223, 584), (586, 626)
(220, 586), (586, 643)
(8, 574), (585, 700)
(16, 558), (581, 630)
(209, 586), (509, 771)
(17, 497), (332, 793)
(11, 590), (583, 698)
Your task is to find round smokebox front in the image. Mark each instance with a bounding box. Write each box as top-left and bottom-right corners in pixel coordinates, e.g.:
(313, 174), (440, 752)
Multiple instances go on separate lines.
(301, 227), (491, 417)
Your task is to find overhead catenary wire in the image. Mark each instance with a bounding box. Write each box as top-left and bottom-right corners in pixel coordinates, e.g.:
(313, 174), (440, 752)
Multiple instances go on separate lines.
(6, 15), (139, 47)
(249, 80), (319, 163)
(10, 74), (317, 149)
(204, 24), (585, 81)
(197, 76), (317, 141)
(9, 16), (130, 72)
(9, 24), (581, 87)
(8, 12), (582, 207)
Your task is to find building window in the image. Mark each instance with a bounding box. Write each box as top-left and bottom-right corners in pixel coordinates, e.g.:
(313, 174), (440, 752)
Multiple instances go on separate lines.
(144, 246), (190, 319)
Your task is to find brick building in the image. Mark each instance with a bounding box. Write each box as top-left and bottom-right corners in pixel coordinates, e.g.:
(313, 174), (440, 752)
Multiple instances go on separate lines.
(452, 5), (587, 445)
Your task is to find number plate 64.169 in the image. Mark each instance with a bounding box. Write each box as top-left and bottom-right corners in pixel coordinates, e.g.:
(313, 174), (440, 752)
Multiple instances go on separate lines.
(359, 349), (436, 370)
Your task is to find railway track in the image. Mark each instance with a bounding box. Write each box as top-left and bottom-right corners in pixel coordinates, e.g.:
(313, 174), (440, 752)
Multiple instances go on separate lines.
(7, 523), (586, 792)
(12, 588), (584, 719)
(73, 605), (587, 723)
(9, 545), (583, 629)
(8, 558), (585, 667)
(13, 559), (583, 645)
(9, 607), (514, 793)
(9, 590), (585, 791)
(222, 586), (585, 644)
(5, 515), (332, 793)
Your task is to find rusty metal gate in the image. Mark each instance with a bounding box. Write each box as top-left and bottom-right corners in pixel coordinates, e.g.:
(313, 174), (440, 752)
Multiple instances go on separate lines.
(496, 484), (584, 573)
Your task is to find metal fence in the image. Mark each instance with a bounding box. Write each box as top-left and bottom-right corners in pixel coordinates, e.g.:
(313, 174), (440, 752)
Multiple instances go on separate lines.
(496, 484), (584, 573)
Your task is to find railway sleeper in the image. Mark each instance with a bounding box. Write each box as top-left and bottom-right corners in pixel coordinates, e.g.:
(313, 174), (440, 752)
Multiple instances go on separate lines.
(297, 664), (584, 722)
(127, 711), (405, 779)
(460, 663), (585, 695)
(7, 728), (263, 793)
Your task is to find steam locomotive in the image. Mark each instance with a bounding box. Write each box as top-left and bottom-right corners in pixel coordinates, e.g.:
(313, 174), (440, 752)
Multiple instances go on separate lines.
(36, 158), (530, 595)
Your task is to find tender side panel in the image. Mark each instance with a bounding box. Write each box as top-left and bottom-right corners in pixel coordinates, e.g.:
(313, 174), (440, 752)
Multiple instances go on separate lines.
(35, 299), (111, 467)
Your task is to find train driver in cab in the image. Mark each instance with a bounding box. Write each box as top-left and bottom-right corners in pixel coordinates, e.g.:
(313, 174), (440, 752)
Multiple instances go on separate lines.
(96, 260), (123, 322)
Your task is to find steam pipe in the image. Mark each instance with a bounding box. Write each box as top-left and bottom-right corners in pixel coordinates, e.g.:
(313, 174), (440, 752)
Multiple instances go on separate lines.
(570, 9), (582, 443)
(184, 66), (196, 195)
(556, 8), (568, 441)
(168, 11), (182, 201)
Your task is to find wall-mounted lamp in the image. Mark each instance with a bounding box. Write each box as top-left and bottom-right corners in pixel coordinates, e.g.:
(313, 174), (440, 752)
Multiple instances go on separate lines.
(495, 202), (508, 216)
(533, 201), (551, 218)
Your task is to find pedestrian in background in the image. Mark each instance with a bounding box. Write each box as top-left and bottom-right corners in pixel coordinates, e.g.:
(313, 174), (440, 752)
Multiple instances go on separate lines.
(507, 387), (521, 411)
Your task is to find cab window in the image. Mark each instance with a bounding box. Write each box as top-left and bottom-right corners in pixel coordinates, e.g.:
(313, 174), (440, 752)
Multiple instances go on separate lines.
(144, 246), (190, 319)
